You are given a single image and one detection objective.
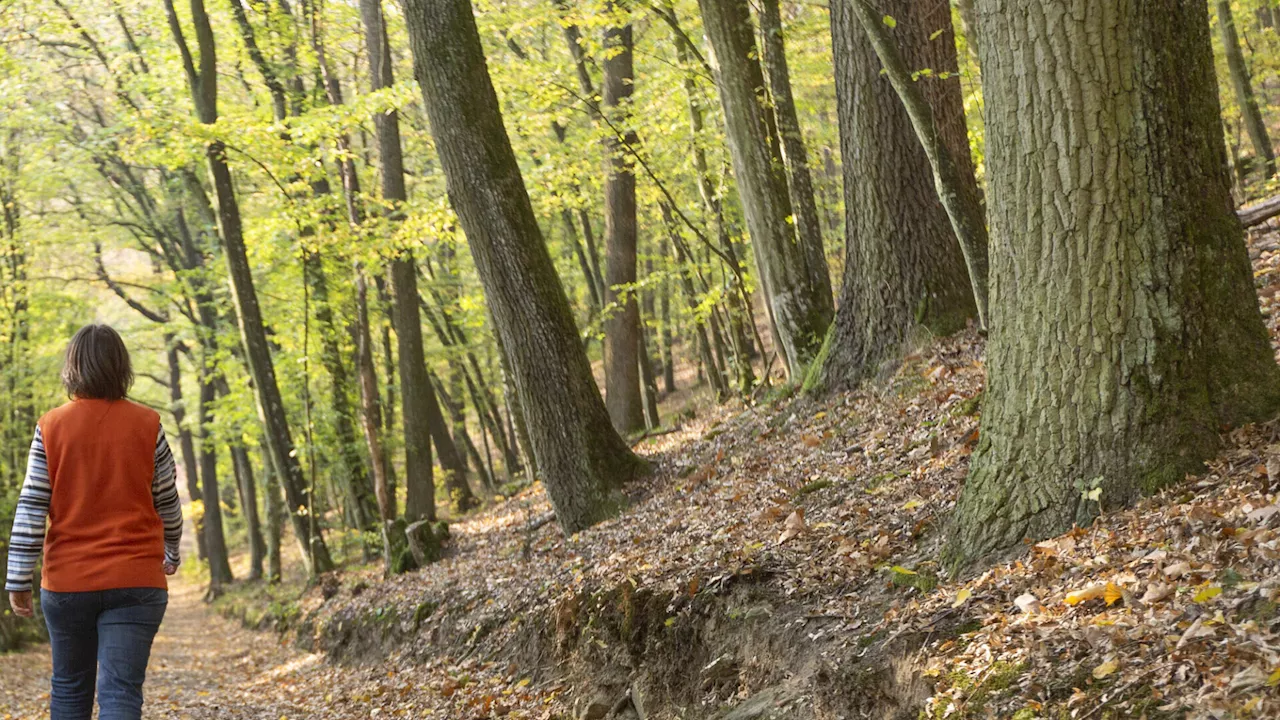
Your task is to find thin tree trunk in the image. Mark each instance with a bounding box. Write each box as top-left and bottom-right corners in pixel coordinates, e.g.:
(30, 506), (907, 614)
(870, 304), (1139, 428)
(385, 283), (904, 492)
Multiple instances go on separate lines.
(402, 0), (645, 532)
(696, 0), (833, 378)
(197, 375), (233, 590)
(947, 0), (1280, 568)
(165, 340), (206, 561)
(758, 0), (825, 268)
(229, 442), (265, 581)
(164, 0), (333, 575)
(304, 252), (378, 529)
(1217, 0), (1276, 179)
(659, 241), (676, 394)
(261, 441), (283, 584)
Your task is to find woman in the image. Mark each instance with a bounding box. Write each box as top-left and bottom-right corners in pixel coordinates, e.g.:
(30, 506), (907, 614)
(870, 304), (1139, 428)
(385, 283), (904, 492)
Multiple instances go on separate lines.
(5, 324), (183, 720)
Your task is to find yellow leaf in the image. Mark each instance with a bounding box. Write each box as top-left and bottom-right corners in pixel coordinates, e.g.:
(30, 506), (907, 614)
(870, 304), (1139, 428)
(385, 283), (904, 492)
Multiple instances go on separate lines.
(1103, 582), (1123, 606)
(1092, 659), (1119, 679)
(952, 588), (972, 608)
(902, 499), (922, 510)
(883, 14), (897, 28)
(1064, 584), (1106, 606)
(1193, 585), (1223, 603)
(891, 565), (917, 575)
(1266, 667), (1280, 687)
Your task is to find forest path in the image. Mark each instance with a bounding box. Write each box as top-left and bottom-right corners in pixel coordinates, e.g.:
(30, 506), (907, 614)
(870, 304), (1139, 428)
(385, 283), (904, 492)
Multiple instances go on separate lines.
(0, 578), (374, 719)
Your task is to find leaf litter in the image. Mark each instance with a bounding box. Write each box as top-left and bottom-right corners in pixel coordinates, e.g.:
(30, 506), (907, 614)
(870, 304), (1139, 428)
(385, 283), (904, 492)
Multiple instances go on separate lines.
(5, 229), (1280, 717)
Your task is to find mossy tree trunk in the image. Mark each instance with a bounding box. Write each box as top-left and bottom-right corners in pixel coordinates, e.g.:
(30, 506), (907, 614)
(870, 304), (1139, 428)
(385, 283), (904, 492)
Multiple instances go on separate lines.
(402, 0), (645, 534)
(948, 0), (1280, 568)
(696, 0), (833, 379)
(813, 0), (978, 392)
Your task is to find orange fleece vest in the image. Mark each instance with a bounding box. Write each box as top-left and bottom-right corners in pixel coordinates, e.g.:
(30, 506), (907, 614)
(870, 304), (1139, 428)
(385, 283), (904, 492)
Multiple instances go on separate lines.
(39, 398), (167, 592)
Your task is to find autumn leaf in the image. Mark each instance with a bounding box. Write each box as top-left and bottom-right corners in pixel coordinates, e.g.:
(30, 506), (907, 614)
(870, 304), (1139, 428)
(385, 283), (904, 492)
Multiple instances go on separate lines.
(778, 509), (807, 544)
(1103, 582), (1123, 606)
(1064, 584), (1107, 606)
(952, 588), (973, 608)
(1192, 584), (1223, 603)
(1092, 659), (1119, 679)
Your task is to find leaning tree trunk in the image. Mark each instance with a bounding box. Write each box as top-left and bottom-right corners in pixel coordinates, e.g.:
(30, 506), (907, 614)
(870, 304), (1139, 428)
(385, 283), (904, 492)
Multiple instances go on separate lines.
(812, 0), (978, 392)
(602, 15), (645, 435)
(758, 0), (825, 269)
(696, 0), (833, 379)
(165, 0), (333, 575)
(947, 0), (1280, 568)
(403, 0), (645, 534)
(1217, 0), (1276, 179)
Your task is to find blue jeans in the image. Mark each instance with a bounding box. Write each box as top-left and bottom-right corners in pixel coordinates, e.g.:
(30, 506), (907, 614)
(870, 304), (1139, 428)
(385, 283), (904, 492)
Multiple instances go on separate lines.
(40, 587), (167, 720)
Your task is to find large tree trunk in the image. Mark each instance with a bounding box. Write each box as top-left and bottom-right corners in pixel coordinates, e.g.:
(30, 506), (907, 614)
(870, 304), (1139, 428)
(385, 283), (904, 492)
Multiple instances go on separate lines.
(164, 0), (333, 575)
(1217, 0), (1276, 179)
(403, 0), (645, 533)
(948, 0), (1280, 568)
(758, 0), (825, 269)
(602, 15), (645, 434)
(813, 0), (977, 391)
(696, 0), (833, 379)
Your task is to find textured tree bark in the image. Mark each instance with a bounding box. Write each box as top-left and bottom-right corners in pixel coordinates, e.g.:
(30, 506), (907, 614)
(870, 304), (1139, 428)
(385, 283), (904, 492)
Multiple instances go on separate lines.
(403, 0), (645, 533)
(696, 0), (833, 378)
(602, 15), (645, 434)
(948, 0), (1280, 568)
(758, 0), (825, 270)
(164, 0), (333, 575)
(848, 0), (989, 328)
(1217, 0), (1276, 178)
(813, 0), (978, 392)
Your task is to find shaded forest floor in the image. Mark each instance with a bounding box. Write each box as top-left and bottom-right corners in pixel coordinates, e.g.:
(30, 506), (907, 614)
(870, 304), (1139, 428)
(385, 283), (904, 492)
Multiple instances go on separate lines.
(6, 229), (1280, 718)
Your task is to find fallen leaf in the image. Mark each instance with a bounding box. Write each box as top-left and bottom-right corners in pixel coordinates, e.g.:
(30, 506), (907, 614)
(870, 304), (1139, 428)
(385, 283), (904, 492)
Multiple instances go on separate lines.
(1103, 582), (1124, 606)
(1092, 659), (1119, 679)
(1064, 584), (1107, 606)
(952, 588), (973, 608)
(1140, 583), (1174, 604)
(778, 509), (807, 544)
(1014, 592), (1042, 614)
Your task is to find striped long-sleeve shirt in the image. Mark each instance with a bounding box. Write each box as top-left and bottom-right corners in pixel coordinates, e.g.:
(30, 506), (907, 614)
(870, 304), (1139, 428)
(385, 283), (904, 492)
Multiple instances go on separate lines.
(4, 424), (182, 593)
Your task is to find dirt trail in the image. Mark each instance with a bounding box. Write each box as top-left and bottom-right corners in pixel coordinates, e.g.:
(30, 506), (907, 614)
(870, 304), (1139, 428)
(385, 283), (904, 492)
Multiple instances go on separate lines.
(1, 580), (328, 719)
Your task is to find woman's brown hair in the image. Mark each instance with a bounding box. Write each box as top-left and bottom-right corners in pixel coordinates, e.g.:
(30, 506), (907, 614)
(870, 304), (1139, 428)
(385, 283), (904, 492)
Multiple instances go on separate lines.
(62, 324), (134, 401)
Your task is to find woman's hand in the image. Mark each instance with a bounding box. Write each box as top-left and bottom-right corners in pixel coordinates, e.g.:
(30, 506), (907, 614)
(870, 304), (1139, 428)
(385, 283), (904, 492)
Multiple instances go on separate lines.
(8, 591), (33, 618)
(163, 561), (178, 576)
